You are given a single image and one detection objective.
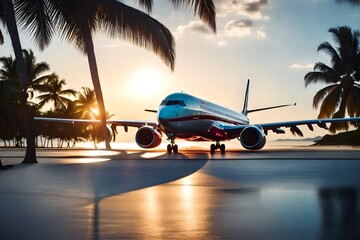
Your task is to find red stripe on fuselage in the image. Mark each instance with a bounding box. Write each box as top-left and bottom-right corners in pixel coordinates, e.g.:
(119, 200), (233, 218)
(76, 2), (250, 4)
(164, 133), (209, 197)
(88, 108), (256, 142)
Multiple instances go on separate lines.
(166, 114), (246, 126)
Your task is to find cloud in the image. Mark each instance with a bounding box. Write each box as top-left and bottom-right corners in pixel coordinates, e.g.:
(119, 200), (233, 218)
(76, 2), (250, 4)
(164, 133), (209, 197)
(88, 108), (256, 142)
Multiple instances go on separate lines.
(244, 0), (268, 13)
(256, 30), (266, 39)
(175, 20), (211, 37)
(215, 0), (269, 19)
(224, 19), (253, 37)
(217, 40), (228, 47)
(290, 63), (314, 69)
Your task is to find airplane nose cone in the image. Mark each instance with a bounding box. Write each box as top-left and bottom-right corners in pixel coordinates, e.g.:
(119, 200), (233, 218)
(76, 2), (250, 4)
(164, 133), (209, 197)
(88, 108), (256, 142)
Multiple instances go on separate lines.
(158, 107), (170, 124)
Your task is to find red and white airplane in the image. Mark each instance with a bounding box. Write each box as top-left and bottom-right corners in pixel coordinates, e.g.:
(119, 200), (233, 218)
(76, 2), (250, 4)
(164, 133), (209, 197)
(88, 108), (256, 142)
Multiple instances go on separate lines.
(35, 80), (360, 153)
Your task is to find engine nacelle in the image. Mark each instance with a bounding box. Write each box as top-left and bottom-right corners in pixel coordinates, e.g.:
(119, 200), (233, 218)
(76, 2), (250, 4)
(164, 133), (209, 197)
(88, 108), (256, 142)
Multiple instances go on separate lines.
(239, 126), (266, 150)
(135, 126), (162, 148)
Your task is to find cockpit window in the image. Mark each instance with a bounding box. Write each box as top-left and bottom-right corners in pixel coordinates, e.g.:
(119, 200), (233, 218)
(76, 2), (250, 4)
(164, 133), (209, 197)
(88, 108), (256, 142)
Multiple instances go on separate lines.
(160, 100), (186, 106)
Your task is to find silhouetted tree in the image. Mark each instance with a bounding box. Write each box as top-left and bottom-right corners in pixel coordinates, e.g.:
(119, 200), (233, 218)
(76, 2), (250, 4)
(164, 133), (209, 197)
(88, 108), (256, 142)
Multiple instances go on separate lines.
(0, 0), (40, 162)
(36, 74), (76, 110)
(305, 26), (360, 132)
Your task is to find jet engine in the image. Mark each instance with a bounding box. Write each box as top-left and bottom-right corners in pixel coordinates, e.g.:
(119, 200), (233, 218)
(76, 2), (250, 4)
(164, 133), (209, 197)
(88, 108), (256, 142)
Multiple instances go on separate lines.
(135, 126), (162, 148)
(239, 126), (266, 150)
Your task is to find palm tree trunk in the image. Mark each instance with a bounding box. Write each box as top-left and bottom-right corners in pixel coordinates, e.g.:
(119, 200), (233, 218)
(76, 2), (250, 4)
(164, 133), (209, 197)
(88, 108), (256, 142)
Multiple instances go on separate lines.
(1, 0), (37, 163)
(83, 29), (111, 149)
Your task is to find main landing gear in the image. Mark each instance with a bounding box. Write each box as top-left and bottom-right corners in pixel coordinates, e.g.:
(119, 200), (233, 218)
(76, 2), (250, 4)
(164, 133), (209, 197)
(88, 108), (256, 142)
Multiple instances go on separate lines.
(167, 136), (178, 153)
(210, 142), (225, 154)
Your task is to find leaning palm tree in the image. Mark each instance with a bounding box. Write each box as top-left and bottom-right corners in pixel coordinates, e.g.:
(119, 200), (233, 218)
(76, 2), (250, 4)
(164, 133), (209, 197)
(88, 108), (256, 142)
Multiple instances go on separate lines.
(13, 0), (216, 150)
(46, 0), (213, 149)
(36, 73), (77, 111)
(304, 26), (360, 132)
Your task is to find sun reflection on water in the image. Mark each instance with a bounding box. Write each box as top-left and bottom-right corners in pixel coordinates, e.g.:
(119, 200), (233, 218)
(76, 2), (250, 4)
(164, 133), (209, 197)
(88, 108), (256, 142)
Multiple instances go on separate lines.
(86, 172), (220, 239)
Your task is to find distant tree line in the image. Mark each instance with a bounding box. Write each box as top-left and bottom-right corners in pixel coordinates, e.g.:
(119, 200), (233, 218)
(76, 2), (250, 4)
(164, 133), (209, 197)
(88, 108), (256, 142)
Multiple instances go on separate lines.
(0, 49), (111, 148)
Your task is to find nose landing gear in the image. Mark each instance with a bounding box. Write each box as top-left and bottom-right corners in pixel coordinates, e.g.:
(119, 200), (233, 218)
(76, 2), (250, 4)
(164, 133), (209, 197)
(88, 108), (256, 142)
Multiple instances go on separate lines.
(167, 136), (178, 153)
(210, 142), (225, 154)
(167, 144), (178, 153)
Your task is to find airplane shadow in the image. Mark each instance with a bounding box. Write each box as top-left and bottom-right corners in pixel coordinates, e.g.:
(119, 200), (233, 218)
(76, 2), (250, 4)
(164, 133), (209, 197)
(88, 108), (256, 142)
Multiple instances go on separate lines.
(0, 150), (208, 239)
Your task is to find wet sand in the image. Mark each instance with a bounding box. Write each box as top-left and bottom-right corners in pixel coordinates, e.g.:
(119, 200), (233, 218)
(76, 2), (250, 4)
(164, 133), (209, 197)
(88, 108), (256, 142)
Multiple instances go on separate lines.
(0, 146), (359, 239)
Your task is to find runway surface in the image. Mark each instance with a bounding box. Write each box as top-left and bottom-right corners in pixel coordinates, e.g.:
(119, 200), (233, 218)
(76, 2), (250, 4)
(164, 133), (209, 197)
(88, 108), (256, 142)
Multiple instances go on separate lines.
(0, 146), (359, 239)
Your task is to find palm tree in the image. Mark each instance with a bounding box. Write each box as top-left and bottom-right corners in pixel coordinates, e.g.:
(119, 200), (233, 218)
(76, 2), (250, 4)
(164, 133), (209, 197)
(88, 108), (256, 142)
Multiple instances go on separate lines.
(0, 55), (17, 81)
(0, 0), (39, 163)
(36, 73), (77, 111)
(304, 26), (360, 132)
(0, 50), (52, 100)
(75, 87), (98, 119)
(75, 87), (114, 146)
(22, 49), (52, 95)
(0, 49), (55, 148)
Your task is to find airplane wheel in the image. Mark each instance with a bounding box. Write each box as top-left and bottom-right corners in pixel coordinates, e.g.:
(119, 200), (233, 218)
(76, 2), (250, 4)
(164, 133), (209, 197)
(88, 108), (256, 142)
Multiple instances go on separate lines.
(173, 144), (178, 153)
(167, 144), (172, 153)
(210, 144), (216, 153)
(220, 144), (225, 154)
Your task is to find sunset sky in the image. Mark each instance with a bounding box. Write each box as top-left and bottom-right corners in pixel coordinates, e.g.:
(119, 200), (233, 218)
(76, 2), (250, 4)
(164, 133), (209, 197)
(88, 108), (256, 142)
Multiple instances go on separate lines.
(1, 0), (360, 142)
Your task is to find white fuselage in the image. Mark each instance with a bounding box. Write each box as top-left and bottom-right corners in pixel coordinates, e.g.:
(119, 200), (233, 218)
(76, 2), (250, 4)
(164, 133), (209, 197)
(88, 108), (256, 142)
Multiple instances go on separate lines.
(157, 93), (249, 141)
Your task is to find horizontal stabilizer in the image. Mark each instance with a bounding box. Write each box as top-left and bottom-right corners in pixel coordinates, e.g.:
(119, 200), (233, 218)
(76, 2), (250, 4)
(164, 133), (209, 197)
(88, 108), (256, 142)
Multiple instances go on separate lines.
(247, 103), (296, 114)
(145, 109), (157, 113)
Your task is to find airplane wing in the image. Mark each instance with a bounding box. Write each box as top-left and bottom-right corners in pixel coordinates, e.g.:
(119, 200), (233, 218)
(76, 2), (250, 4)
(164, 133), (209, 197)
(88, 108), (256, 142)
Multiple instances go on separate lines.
(223, 117), (360, 136)
(34, 117), (157, 128)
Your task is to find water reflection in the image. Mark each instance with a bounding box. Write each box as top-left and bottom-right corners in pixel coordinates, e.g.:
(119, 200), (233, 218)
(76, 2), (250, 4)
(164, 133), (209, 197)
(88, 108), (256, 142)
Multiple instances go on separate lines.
(83, 169), (360, 239)
(72, 159), (360, 239)
(87, 172), (221, 239)
(318, 188), (360, 240)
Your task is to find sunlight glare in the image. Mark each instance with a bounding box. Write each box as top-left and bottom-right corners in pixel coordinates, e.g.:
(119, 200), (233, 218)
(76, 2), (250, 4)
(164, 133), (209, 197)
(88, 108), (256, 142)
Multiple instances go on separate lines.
(91, 107), (99, 117)
(130, 69), (165, 96)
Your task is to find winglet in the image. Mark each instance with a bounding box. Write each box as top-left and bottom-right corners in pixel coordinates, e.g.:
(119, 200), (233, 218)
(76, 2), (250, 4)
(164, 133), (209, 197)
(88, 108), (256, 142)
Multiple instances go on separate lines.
(242, 79), (250, 116)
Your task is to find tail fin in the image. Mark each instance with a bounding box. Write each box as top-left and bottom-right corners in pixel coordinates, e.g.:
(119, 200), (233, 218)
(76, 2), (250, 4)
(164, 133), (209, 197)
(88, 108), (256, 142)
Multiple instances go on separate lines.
(242, 79), (250, 116)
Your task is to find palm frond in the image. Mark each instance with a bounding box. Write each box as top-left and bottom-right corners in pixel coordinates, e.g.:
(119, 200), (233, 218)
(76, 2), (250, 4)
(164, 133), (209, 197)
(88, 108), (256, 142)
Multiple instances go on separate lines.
(60, 88), (77, 97)
(31, 74), (52, 87)
(347, 85), (360, 116)
(169, 0), (216, 32)
(97, 1), (176, 70)
(0, 29), (4, 45)
(14, 0), (54, 50)
(304, 70), (339, 87)
(317, 84), (342, 118)
(134, 0), (153, 13)
(313, 84), (338, 109)
(317, 41), (344, 73)
(329, 111), (350, 133)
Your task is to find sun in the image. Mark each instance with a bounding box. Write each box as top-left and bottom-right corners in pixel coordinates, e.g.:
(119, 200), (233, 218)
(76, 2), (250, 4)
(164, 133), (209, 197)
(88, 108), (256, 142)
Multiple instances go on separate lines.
(130, 69), (164, 96)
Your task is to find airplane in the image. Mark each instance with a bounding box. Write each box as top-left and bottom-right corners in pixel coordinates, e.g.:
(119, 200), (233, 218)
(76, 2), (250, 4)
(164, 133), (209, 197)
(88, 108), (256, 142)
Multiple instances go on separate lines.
(34, 80), (360, 153)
